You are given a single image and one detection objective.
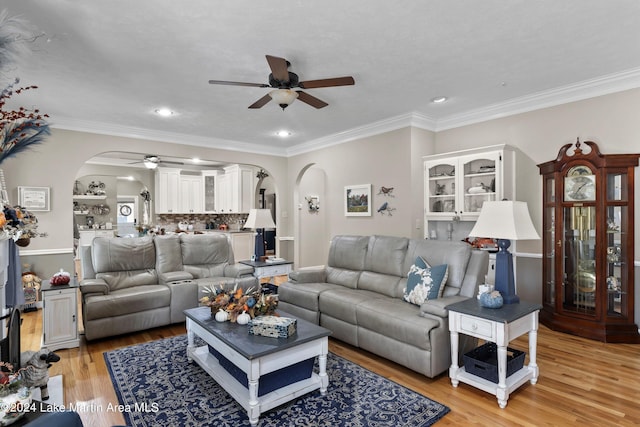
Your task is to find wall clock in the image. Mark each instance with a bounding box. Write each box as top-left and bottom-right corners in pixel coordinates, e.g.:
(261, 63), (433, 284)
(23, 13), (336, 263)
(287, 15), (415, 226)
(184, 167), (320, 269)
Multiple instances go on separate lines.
(564, 165), (595, 201)
(119, 205), (132, 216)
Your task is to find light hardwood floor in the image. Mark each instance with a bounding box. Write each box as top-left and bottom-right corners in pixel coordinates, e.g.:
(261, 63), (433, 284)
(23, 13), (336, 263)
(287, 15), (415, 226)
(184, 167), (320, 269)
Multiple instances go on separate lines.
(21, 302), (640, 427)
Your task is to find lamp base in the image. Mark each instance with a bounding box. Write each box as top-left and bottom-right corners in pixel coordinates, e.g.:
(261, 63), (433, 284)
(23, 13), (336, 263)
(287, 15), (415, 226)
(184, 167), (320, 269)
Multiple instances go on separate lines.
(494, 238), (519, 304)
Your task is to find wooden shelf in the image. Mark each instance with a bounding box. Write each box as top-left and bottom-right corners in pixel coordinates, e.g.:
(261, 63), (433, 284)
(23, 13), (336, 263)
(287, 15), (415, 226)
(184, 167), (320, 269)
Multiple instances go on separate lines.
(73, 195), (106, 200)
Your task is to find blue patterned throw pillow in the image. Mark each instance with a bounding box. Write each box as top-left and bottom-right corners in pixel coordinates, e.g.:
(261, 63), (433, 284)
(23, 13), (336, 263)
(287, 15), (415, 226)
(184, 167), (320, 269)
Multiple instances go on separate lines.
(403, 257), (448, 305)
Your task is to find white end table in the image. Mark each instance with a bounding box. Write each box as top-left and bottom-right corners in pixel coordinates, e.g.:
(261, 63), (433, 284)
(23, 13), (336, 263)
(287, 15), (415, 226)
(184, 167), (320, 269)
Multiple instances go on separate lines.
(447, 299), (541, 408)
(40, 279), (80, 351)
(240, 259), (292, 282)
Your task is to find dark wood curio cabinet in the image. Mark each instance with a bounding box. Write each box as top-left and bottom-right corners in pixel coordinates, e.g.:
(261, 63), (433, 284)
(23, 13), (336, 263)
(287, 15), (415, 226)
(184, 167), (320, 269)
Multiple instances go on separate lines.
(538, 140), (640, 342)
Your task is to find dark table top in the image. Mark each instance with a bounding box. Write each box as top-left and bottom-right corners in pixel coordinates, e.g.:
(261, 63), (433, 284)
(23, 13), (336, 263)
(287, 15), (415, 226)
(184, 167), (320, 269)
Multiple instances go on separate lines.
(239, 259), (292, 268)
(40, 278), (78, 292)
(184, 306), (331, 360)
(446, 298), (543, 323)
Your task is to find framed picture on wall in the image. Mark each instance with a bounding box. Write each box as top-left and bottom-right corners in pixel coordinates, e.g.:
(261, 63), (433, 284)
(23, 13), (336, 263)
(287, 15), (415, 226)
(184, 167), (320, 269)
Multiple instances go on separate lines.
(18, 186), (50, 211)
(344, 184), (372, 216)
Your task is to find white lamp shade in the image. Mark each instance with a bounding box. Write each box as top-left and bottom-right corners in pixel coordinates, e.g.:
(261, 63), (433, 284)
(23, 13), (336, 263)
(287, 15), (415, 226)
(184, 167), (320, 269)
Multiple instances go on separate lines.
(244, 209), (276, 230)
(269, 89), (299, 106)
(469, 201), (540, 240)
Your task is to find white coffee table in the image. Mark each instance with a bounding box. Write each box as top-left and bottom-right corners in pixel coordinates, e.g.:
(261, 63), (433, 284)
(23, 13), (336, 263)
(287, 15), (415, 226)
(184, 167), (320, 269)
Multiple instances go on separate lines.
(185, 307), (331, 426)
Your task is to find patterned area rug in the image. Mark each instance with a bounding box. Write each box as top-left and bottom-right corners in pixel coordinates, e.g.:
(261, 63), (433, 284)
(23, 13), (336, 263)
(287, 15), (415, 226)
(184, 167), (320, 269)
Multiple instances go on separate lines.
(104, 335), (450, 426)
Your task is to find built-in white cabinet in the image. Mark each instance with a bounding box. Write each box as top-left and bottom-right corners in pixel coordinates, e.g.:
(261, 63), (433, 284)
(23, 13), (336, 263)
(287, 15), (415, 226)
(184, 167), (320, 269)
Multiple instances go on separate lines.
(423, 145), (515, 238)
(215, 165), (256, 213)
(155, 168), (180, 214)
(78, 229), (115, 248)
(41, 280), (80, 351)
(179, 173), (204, 213)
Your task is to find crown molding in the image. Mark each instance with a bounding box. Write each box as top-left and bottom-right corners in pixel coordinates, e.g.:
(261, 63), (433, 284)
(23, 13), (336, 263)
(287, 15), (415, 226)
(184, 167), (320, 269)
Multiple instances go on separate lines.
(51, 118), (290, 157)
(434, 66), (640, 131)
(285, 112), (437, 156)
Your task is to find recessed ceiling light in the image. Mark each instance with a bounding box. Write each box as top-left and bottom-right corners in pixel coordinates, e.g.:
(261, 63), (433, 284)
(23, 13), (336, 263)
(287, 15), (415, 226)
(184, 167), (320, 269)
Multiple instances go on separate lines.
(154, 108), (174, 117)
(431, 96), (448, 104)
(276, 130), (292, 137)
(192, 158), (201, 163)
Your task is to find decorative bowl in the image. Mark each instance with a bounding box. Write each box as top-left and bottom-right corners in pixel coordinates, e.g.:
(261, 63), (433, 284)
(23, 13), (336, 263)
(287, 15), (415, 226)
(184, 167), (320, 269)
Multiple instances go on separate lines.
(479, 291), (503, 309)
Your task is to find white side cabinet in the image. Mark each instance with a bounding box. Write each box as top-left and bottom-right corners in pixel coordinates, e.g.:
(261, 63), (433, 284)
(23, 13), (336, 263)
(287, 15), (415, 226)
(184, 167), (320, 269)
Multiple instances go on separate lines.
(41, 280), (80, 351)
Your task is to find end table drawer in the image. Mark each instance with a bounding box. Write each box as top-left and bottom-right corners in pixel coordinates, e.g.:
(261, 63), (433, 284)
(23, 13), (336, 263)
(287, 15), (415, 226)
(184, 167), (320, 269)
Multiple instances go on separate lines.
(459, 315), (494, 340)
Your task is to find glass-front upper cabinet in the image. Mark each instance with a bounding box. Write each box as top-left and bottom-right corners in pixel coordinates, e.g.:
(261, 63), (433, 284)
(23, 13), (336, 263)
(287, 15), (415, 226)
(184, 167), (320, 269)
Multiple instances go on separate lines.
(538, 139), (640, 343)
(424, 146), (511, 221)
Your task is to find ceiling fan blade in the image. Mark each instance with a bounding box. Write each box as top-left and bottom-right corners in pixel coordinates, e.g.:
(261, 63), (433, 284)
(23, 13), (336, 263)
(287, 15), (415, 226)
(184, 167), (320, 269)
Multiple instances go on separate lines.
(208, 80), (269, 88)
(248, 94), (272, 109)
(266, 55), (290, 83)
(296, 91), (328, 109)
(299, 76), (355, 89)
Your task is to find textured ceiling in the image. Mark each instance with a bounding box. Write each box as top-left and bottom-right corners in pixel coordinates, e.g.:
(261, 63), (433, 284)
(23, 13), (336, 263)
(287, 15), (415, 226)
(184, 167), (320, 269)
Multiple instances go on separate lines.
(3, 0), (640, 156)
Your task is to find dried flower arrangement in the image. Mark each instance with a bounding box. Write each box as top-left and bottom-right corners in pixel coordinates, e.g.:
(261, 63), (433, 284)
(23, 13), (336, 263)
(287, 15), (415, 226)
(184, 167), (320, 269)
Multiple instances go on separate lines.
(200, 283), (278, 322)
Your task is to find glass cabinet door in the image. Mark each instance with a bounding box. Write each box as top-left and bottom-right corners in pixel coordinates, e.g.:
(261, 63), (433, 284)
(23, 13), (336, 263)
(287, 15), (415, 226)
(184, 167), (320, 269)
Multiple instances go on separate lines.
(542, 176), (555, 307)
(562, 206), (596, 316)
(606, 172), (629, 317)
(460, 154), (498, 215)
(425, 161), (456, 214)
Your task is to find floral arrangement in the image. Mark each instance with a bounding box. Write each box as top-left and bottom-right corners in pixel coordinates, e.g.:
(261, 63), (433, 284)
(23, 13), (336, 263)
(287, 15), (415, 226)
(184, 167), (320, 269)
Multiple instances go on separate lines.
(0, 204), (45, 245)
(0, 78), (50, 165)
(200, 283), (278, 322)
(0, 361), (29, 397)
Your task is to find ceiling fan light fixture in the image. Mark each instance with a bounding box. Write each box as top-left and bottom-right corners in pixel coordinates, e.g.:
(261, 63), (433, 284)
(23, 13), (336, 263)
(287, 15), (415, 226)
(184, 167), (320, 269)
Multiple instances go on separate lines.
(269, 89), (298, 110)
(143, 155), (159, 169)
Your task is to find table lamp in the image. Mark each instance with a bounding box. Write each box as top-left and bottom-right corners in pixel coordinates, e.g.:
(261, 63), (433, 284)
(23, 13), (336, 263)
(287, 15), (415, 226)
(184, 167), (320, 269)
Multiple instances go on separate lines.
(243, 209), (276, 260)
(468, 201), (539, 304)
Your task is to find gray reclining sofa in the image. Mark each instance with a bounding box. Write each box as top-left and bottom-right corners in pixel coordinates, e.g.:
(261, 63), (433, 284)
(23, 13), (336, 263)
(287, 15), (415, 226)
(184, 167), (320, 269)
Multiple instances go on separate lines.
(79, 233), (257, 340)
(278, 235), (488, 378)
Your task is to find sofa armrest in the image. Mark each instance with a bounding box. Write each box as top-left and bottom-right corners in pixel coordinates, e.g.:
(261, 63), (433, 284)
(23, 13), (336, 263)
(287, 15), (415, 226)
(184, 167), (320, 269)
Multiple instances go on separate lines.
(420, 295), (469, 318)
(224, 263), (254, 278)
(288, 267), (326, 283)
(79, 278), (109, 296)
(159, 271), (194, 285)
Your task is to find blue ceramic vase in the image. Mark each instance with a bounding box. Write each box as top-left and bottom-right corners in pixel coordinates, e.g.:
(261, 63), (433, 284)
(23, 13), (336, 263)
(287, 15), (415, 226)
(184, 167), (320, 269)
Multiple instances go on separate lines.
(479, 291), (503, 309)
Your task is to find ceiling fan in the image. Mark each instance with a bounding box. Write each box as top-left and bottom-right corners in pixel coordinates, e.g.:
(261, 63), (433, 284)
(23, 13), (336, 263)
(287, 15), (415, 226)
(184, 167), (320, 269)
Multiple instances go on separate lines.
(129, 155), (184, 170)
(208, 55), (355, 110)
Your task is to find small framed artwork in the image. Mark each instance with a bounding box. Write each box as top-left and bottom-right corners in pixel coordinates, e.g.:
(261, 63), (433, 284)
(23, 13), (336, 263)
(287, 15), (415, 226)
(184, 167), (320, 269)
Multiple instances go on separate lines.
(18, 186), (50, 211)
(344, 184), (372, 216)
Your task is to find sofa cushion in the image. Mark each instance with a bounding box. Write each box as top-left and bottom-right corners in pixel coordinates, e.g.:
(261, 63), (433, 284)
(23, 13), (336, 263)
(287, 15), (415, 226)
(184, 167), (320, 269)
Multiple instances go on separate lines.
(278, 282), (343, 312)
(357, 298), (440, 351)
(91, 236), (158, 290)
(364, 235), (409, 277)
(357, 271), (401, 297)
(403, 257), (448, 305)
(180, 234), (231, 278)
(84, 285), (171, 320)
(327, 235), (369, 271)
(154, 235), (183, 274)
(319, 288), (386, 324)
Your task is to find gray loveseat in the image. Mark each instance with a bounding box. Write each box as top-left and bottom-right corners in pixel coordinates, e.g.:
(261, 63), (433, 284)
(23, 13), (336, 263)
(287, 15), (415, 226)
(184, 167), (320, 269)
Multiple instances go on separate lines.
(278, 235), (488, 378)
(79, 233), (257, 340)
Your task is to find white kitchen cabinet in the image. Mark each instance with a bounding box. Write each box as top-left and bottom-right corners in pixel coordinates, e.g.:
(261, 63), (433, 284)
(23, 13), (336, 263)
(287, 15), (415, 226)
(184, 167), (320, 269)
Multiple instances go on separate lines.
(155, 168), (180, 213)
(202, 170), (218, 213)
(230, 232), (255, 261)
(216, 165), (256, 213)
(179, 173), (203, 213)
(41, 280), (80, 351)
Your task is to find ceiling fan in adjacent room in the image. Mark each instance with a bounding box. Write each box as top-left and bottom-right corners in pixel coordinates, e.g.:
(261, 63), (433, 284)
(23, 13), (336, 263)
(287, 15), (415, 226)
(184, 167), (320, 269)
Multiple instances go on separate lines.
(129, 155), (184, 170)
(208, 55), (355, 110)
